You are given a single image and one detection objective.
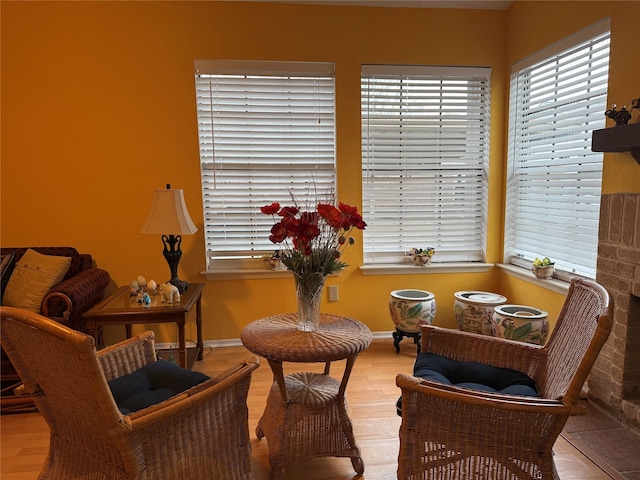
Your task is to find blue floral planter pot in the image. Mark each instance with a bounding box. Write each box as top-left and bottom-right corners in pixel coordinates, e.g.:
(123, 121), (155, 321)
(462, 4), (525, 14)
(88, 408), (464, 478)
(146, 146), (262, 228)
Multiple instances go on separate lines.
(389, 289), (436, 333)
(492, 305), (549, 345)
(454, 291), (508, 335)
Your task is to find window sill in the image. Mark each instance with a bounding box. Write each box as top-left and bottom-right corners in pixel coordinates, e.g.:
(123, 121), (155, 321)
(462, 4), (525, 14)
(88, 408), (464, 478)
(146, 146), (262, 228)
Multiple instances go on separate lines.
(201, 269), (340, 281)
(359, 262), (493, 276)
(201, 263), (492, 280)
(201, 268), (293, 281)
(497, 263), (569, 295)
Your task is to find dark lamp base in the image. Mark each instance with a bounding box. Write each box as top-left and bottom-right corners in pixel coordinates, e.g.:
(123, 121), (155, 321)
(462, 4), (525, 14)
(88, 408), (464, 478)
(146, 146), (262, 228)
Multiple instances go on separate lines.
(169, 278), (189, 293)
(160, 234), (189, 294)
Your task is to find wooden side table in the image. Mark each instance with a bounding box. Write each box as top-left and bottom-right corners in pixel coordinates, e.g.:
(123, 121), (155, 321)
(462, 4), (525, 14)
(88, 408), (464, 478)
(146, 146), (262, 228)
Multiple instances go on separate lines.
(241, 313), (372, 480)
(82, 283), (205, 369)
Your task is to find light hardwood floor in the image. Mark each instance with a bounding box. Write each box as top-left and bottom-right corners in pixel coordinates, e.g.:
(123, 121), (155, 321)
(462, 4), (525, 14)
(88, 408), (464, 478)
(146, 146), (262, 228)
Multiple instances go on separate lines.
(1, 338), (614, 479)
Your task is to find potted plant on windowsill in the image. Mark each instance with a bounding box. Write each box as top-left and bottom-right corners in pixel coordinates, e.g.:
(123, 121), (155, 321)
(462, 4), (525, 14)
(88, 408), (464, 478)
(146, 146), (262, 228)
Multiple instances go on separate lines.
(407, 247), (436, 266)
(532, 257), (555, 279)
(261, 252), (283, 271)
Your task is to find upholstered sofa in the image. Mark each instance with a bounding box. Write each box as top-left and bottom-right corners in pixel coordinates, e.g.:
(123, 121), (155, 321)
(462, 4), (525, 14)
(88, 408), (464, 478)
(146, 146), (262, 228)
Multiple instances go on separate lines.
(1, 247), (111, 331)
(1, 246), (110, 412)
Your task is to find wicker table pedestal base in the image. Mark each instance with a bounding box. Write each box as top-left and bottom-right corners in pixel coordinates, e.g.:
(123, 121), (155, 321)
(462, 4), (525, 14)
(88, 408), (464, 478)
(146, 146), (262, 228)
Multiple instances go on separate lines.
(257, 372), (364, 480)
(241, 313), (372, 480)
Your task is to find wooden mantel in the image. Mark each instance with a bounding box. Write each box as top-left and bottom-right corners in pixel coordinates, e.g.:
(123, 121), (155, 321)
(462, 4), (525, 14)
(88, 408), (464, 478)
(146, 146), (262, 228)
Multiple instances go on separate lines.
(591, 122), (640, 165)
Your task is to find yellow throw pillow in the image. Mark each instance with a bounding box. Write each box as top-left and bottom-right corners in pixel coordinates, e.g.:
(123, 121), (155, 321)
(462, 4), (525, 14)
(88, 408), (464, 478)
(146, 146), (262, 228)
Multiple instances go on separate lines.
(2, 249), (71, 312)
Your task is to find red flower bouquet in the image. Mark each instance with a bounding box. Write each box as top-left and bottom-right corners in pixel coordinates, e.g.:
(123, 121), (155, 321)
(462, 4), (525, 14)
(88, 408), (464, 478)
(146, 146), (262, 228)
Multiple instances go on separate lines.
(260, 200), (366, 276)
(261, 197), (366, 331)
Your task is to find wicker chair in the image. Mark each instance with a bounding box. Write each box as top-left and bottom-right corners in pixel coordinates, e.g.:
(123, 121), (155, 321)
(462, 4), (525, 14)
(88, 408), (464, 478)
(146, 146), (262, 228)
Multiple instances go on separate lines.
(0, 306), (259, 480)
(396, 278), (613, 480)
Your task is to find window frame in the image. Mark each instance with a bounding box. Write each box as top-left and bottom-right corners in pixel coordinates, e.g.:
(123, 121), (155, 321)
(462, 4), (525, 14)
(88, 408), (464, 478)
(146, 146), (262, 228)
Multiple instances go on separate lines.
(504, 20), (611, 281)
(361, 64), (492, 266)
(194, 60), (337, 275)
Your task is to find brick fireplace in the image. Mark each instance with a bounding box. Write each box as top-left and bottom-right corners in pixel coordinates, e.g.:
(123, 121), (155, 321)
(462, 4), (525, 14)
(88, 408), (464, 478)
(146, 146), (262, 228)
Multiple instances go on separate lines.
(588, 193), (640, 432)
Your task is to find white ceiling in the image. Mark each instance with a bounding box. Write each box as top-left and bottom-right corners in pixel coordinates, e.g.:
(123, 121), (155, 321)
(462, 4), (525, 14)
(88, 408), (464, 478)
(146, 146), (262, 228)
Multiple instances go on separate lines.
(221, 0), (514, 10)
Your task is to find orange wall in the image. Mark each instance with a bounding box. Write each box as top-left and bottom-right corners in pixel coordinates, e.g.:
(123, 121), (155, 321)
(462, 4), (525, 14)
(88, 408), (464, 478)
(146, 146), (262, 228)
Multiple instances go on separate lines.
(2, 1), (636, 344)
(505, 1), (640, 195)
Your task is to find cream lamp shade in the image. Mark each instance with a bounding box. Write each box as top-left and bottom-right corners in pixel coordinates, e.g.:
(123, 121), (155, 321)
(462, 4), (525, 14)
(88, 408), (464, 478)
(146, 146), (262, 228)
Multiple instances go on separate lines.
(140, 187), (198, 235)
(141, 185), (197, 293)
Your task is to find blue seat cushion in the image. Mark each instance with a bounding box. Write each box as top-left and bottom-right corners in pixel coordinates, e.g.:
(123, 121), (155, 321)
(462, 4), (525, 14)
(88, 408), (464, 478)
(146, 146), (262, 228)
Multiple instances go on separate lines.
(108, 360), (210, 414)
(397, 352), (539, 416)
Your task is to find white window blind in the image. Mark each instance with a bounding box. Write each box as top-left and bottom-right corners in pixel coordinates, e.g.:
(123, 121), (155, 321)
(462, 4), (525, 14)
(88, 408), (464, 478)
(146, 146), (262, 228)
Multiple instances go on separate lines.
(505, 21), (610, 279)
(194, 60), (336, 268)
(361, 65), (491, 264)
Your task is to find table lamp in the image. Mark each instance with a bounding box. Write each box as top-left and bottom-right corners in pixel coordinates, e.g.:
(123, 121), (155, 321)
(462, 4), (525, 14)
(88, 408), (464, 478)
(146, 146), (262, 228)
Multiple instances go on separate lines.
(141, 184), (197, 293)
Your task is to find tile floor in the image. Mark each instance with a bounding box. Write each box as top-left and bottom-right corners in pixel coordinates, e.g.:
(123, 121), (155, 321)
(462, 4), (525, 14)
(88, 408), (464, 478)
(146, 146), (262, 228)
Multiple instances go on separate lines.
(562, 402), (640, 480)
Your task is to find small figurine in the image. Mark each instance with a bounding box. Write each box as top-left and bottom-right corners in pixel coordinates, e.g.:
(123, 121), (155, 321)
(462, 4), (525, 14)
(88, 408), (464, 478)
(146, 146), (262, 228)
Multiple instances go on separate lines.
(141, 293), (151, 308)
(605, 104), (632, 126)
(159, 283), (180, 304)
(631, 98), (639, 120)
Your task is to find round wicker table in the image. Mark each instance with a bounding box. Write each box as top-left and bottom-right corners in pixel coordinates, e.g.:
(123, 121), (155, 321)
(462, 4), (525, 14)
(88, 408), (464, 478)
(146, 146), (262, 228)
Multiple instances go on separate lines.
(241, 313), (372, 480)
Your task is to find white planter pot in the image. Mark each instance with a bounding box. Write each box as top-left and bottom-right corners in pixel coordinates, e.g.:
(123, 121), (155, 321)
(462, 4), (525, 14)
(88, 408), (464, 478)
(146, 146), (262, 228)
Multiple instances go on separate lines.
(492, 304), (549, 345)
(532, 265), (554, 279)
(263, 257), (282, 270)
(411, 254), (432, 266)
(454, 291), (507, 335)
(389, 289), (436, 333)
